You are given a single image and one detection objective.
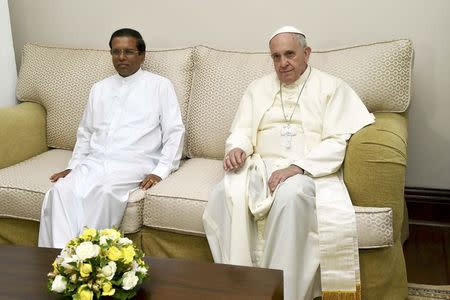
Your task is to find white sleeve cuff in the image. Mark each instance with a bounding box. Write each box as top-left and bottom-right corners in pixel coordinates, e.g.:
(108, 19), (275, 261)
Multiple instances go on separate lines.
(151, 164), (171, 180)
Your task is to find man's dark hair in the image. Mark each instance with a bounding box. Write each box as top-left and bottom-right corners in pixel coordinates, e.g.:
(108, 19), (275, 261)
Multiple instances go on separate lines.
(109, 28), (146, 53)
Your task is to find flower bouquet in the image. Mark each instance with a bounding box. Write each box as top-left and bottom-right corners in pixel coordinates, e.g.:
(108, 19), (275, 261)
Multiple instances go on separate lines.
(47, 228), (149, 300)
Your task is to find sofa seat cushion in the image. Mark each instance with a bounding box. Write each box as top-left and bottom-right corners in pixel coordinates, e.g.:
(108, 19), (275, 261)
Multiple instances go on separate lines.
(143, 158), (224, 235)
(0, 149), (144, 233)
(142, 158), (393, 248)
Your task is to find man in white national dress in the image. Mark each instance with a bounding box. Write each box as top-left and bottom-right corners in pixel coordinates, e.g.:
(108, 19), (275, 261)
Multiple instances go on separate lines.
(202, 26), (374, 300)
(38, 28), (185, 248)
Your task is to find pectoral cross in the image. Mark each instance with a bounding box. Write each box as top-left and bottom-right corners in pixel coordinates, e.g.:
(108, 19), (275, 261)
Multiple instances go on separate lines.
(281, 124), (296, 149)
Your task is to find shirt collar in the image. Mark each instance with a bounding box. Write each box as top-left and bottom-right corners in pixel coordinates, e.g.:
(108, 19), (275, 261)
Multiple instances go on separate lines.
(117, 68), (143, 85)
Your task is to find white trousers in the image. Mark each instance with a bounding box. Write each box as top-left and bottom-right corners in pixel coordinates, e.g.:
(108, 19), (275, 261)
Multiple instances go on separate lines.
(204, 174), (321, 300)
(38, 160), (145, 248)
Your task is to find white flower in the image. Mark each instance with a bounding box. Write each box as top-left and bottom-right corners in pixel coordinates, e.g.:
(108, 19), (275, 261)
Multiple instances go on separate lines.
(122, 271), (138, 290)
(75, 241), (100, 261)
(61, 255), (76, 270)
(51, 275), (67, 293)
(132, 260), (139, 271)
(100, 261), (117, 280)
(99, 236), (108, 245)
(132, 260), (147, 275)
(119, 237), (133, 245)
(137, 266), (148, 274)
(59, 248), (71, 258)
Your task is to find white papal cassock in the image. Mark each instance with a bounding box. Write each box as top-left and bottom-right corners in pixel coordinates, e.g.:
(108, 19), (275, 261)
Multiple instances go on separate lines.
(39, 68), (184, 248)
(203, 67), (374, 300)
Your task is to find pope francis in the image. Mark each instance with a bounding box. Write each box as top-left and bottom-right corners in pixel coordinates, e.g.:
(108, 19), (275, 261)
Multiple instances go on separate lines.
(202, 26), (375, 300)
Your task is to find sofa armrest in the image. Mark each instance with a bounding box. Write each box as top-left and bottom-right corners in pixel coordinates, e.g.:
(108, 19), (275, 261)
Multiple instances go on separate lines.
(344, 112), (407, 241)
(0, 102), (47, 169)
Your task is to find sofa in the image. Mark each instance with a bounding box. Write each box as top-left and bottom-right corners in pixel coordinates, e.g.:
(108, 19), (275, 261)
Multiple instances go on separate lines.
(0, 40), (413, 299)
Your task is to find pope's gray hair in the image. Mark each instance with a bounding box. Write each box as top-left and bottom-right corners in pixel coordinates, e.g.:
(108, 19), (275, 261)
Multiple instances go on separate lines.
(296, 33), (308, 48)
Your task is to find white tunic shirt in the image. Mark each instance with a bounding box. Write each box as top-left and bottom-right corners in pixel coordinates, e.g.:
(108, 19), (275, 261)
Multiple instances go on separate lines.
(68, 68), (184, 179)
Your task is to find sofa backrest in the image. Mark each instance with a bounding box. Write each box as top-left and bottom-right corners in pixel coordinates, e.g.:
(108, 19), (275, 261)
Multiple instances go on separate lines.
(186, 39), (413, 159)
(16, 43), (193, 151)
(16, 40), (413, 160)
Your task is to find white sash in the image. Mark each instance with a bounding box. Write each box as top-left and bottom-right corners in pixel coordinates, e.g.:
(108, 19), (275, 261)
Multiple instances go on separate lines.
(315, 172), (361, 299)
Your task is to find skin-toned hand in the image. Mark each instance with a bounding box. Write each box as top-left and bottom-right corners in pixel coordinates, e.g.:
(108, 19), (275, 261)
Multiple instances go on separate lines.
(223, 148), (247, 172)
(140, 174), (162, 190)
(268, 165), (304, 193)
(49, 169), (72, 182)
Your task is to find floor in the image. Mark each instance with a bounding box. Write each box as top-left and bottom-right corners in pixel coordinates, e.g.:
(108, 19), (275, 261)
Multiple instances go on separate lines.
(403, 223), (450, 284)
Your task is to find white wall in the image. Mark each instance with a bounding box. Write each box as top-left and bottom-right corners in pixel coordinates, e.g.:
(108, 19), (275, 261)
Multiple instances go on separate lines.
(8, 0), (450, 189)
(0, 0), (16, 107)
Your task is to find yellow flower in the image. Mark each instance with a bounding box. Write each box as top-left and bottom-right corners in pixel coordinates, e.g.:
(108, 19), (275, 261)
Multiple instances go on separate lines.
(79, 263), (92, 278)
(107, 246), (122, 261)
(52, 259), (58, 273)
(77, 284), (93, 300)
(102, 281), (116, 296)
(79, 228), (97, 241)
(66, 238), (80, 248)
(100, 228), (121, 241)
(121, 245), (136, 264)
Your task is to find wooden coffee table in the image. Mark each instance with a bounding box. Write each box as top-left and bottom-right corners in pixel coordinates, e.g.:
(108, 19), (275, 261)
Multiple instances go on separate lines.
(0, 245), (283, 299)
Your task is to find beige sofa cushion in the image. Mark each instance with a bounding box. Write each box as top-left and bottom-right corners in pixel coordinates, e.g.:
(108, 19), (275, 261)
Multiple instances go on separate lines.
(16, 44), (194, 151)
(187, 40), (413, 159)
(187, 46), (273, 159)
(354, 206), (393, 249)
(143, 158), (224, 235)
(0, 150), (144, 233)
(142, 158), (394, 249)
(310, 39), (413, 113)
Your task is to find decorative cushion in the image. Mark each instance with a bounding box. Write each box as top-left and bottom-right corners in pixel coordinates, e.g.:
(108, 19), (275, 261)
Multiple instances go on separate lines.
(16, 43), (194, 152)
(354, 206), (393, 249)
(187, 40), (413, 160)
(310, 39), (413, 113)
(187, 46), (273, 159)
(0, 149), (144, 233)
(143, 157), (394, 249)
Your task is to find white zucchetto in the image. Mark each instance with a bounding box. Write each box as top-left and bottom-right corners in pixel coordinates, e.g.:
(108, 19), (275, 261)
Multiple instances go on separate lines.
(269, 26), (306, 43)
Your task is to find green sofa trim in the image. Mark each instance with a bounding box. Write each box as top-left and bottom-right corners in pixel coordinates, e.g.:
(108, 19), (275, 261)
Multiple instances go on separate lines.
(0, 102), (47, 169)
(0, 218), (141, 248)
(344, 112), (408, 299)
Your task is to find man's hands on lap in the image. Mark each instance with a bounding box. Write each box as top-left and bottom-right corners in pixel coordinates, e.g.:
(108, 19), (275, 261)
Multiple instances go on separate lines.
(50, 169), (71, 182)
(223, 150), (305, 192)
(140, 174), (162, 190)
(268, 165), (304, 193)
(224, 148), (247, 171)
(50, 170), (162, 189)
